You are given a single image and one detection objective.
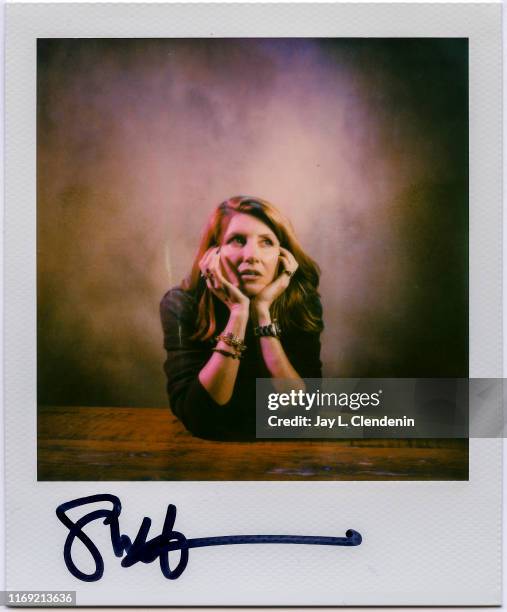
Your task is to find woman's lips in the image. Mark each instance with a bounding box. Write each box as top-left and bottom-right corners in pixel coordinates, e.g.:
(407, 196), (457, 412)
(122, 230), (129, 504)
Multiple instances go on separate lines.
(239, 271), (262, 281)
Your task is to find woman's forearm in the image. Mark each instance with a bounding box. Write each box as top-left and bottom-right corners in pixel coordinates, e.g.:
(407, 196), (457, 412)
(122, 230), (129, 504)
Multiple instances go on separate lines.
(198, 306), (249, 405)
(254, 306), (304, 384)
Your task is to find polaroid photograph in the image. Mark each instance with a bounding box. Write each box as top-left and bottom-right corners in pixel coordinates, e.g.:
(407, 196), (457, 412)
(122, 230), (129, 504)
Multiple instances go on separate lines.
(4, 2), (503, 607)
(37, 35), (469, 482)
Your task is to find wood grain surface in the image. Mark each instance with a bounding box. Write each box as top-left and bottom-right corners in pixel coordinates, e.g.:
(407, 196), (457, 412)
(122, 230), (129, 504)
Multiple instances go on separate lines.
(38, 406), (468, 481)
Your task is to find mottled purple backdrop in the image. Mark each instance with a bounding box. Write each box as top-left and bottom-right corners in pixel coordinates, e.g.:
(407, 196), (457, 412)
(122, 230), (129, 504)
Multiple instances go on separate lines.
(37, 39), (468, 407)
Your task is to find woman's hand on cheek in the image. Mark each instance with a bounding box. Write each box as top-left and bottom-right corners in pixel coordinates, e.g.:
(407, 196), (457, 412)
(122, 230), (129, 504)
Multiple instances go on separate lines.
(220, 254), (241, 288)
(199, 247), (250, 314)
(252, 247), (298, 316)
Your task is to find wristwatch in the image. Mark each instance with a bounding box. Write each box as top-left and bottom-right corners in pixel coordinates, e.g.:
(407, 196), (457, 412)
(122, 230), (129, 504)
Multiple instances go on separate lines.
(254, 319), (282, 337)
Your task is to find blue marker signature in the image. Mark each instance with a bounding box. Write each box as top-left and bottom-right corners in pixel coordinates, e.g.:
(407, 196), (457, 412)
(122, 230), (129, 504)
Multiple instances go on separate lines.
(56, 494), (362, 582)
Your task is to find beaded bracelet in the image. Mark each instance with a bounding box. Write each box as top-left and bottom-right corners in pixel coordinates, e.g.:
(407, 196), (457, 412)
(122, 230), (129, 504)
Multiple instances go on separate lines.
(215, 332), (247, 353)
(212, 347), (242, 360)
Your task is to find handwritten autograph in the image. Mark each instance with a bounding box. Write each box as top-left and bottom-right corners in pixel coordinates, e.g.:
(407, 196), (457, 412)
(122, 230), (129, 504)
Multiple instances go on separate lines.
(56, 494), (362, 582)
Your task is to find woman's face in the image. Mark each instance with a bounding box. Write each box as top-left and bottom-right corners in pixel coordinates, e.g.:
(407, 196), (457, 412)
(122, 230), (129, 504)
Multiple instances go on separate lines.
(219, 212), (281, 296)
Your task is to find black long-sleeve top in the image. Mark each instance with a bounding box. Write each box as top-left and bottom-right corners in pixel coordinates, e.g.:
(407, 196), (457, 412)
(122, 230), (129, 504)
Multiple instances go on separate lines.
(160, 287), (322, 440)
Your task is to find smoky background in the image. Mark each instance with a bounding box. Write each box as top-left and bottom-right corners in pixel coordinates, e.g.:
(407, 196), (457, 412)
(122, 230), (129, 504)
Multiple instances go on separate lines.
(37, 38), (468, 408)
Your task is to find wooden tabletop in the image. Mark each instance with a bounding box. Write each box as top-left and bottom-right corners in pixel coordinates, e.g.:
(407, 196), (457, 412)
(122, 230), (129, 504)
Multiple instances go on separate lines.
(38, 405), (468, 481)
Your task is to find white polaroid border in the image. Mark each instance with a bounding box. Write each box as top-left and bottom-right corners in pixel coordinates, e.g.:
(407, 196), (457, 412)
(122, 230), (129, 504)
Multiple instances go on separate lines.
(5, 3), (502, 606)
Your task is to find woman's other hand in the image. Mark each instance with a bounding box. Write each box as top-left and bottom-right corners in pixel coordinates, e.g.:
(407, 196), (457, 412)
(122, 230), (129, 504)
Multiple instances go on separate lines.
(251, 247), (298, 316)
(199, 247), (250, 313)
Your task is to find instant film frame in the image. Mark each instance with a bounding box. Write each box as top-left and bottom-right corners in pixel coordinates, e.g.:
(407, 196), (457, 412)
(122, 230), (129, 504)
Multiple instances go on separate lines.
(5, 3), (502, 606)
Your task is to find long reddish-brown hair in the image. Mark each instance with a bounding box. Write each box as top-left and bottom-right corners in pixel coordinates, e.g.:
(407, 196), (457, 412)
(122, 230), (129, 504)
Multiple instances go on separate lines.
(182, 196), (323, 341)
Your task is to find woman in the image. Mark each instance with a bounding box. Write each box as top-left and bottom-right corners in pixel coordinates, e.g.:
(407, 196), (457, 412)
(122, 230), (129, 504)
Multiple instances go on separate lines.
(160, 196), (323, 440)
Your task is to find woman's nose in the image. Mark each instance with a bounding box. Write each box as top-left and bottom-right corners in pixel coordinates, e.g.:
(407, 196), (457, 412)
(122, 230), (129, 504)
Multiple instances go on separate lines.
(242, 240), (260, 262)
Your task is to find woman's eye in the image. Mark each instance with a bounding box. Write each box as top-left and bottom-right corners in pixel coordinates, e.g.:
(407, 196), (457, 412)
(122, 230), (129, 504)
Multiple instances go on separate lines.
(261, 238), (274, 246)
(228, 235), (245, 245)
